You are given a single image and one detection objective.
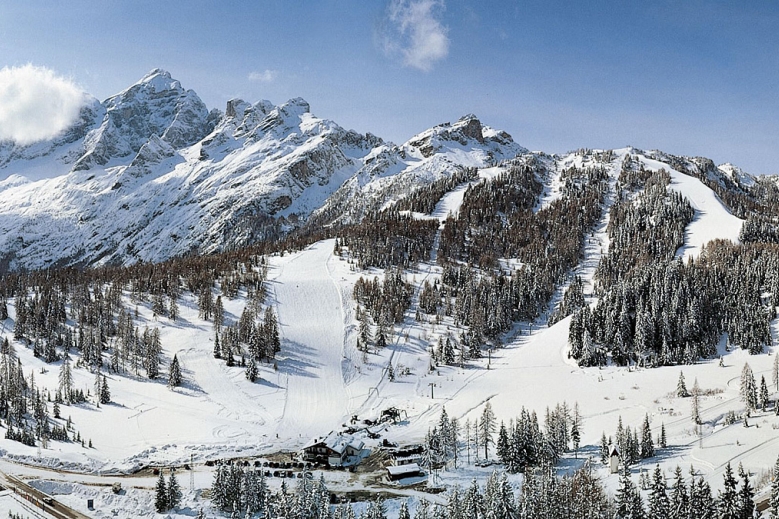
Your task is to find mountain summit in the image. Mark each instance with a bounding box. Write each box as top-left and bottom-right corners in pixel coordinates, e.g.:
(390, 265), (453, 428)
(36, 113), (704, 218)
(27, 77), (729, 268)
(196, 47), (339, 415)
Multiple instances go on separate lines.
(0, 70), (522, 272)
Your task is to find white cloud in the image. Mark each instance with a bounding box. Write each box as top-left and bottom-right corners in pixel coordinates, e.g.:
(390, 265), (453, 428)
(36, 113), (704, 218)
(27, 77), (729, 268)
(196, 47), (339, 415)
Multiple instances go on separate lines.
(248, 69), (279, 83)
(381, 0), (450, 71)
(0, 64), (87, 145)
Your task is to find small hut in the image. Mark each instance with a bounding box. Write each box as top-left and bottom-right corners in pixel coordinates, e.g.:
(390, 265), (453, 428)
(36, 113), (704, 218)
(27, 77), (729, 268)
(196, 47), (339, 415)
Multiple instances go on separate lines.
(609, 445), (620, 474)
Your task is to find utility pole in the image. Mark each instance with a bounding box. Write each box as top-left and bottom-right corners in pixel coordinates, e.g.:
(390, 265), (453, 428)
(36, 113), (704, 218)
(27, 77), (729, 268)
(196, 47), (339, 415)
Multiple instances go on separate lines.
(429, 382), (435, 399)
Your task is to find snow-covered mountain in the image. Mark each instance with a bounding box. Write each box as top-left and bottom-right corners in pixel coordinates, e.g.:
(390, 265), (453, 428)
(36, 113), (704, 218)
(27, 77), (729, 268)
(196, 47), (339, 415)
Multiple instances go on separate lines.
(0, 70), (526, 272)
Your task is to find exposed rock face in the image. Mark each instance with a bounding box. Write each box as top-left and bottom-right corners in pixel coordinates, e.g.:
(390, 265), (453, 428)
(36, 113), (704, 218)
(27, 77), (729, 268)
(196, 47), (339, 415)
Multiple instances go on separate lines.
(0, 70), (525, 272)
(72, 69), (213, 171)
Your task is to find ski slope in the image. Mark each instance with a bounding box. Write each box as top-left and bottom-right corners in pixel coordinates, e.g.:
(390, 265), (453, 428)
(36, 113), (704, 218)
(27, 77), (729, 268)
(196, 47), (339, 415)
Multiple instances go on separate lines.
(639, 156), (744, 260)
(269, 241), (351, 441)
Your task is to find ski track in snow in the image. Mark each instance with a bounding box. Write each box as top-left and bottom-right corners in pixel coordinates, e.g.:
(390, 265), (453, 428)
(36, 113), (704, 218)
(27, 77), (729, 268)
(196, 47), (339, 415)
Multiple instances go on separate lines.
(271, 240), (350, 441)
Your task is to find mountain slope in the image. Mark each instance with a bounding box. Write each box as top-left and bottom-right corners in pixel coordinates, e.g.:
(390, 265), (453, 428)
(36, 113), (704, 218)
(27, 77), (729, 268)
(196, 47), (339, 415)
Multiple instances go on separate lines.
(0, 71), (526, 272)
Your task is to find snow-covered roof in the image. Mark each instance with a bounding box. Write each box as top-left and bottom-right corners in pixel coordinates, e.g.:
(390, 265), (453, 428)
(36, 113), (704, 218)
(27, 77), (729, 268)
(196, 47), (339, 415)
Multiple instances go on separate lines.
(386, 463), (422, 477)
(303, 431), (361, 455)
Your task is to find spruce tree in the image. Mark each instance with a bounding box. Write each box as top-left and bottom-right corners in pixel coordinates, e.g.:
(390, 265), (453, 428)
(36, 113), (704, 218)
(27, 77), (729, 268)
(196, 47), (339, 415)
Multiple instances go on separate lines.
(669, 466), (688, 519)
(640, 414), (654, 459)
(770, 455), (779, 519)
(718, 462), (739, 519)
(99, 374), (110, 404)
(691, 378), (701, 425)
(648, 464), (670, 518)
(246, 357), (258, 382)
(737, 463), (754, 519)
(479, 402), (496, 459)
(760, 375), (770, 411)
(168, 469), (182, 510)
(571, 420), (581, 458)
(773, 353), (779, 392)
(58, 356), (73, 404)
(398, 501), (411, 519)
(168, 354), (182, 388)
(740, 363), (758, 414)
(677, 371), (689, 397)
(155, 470), (169, 512)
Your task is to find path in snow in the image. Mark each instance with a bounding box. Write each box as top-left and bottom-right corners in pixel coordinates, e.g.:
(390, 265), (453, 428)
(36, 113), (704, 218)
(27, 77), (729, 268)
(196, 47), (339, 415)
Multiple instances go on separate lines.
(270, 240), (350, 441)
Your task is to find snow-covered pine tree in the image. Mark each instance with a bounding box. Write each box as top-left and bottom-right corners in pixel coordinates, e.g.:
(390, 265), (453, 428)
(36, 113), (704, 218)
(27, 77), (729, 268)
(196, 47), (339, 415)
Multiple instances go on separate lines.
(640, 414), (654, 459)
(669, 466), (689, 519)
(398, 500), (411, 519)
(479, 402), (496, 459)
(169, 354), (182, 388)
(760, 375), (770, 411)
(737, 463), (754, 519)
(771, 455), (779, 519)
(600, 432), (610, 465)
(168, 296), (178, 322)
(677, 371), (689, 398)
(168, 469), (182, 510)
(717, 462), (739, 519)
(692, 378), (701, 425)
(100, 374), (110, 404)
(774, 353), (779, 392)
(245, 357), (258, 382)
(214, 295), (224, 332)
(415, 499), (431, 519)
(740, 363), (758, 414)
(58, 356), (73, 404)
(155, 470), (169, 512)
(648, 464), (670, 518)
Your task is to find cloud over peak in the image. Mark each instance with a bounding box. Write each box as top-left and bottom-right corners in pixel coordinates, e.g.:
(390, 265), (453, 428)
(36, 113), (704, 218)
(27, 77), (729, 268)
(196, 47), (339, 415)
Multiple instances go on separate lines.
(380, 0), (450, 71)
(249, 69), (279, 83)
(0, 64), (88, 145)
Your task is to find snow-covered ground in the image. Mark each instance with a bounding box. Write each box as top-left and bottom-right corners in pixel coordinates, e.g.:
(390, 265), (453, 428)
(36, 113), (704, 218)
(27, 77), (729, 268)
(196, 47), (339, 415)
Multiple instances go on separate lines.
(0, 155), (770, 517)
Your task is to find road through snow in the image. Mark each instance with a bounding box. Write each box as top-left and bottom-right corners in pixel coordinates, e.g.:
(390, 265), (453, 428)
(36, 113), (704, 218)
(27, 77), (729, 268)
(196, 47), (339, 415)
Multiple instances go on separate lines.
(271, 240), (350, 441)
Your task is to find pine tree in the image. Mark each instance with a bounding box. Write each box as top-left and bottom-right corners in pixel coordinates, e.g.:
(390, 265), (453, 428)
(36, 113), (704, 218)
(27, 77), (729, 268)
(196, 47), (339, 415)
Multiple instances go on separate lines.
(648, 464), (670, 518)
(669, 466), (688, 519)
(773, 353), (779, 392)
(155, 470), (169, 512)
(169, 296), (179, 322)
(640, 414), (654, 459)
(398, 500), (411, 519)
(718, 462), (739, 519)
(660, 423), (667, 448)
(479, 402), (496, 459)
(760, 375), (770, 411)
(58, 356), (74, 404)
(99, 374), (110, 404)
(770, 455), (779, 519)
(213, 331), (221, 359)
(677, 371), (689, 397)
(616, 467), (643, 519)
(168, 354), (182, 388)
(740, 363), (758, 414)
(168, 469), (182, 510)
(245, 357), (258, 382)
(600, 432), (610, 465)
(571, 420), (581, 458)
(737, 463), (754, 519)
(214, 296), (225, 332)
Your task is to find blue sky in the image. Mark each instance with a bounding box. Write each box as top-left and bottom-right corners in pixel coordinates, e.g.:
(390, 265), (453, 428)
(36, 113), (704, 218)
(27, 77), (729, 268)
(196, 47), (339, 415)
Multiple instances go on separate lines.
(1, 0), (777, 174)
